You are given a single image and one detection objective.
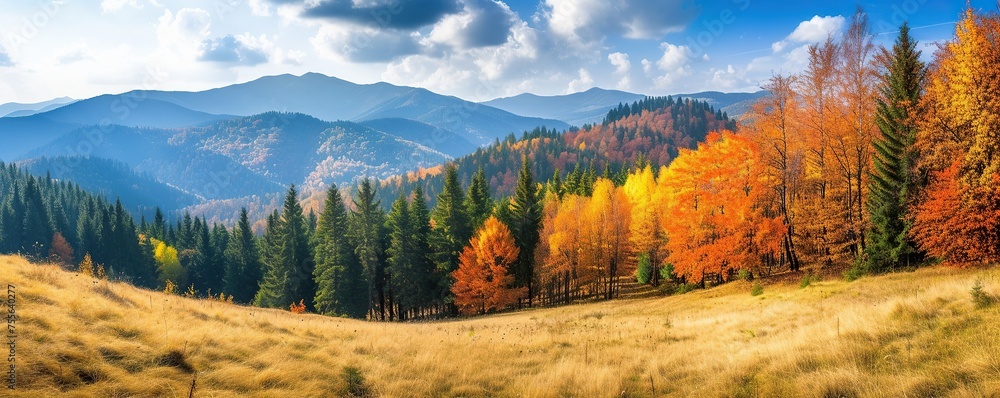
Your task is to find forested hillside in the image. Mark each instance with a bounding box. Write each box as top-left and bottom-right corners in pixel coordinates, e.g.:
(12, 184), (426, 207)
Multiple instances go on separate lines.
(377, 96), (734, 205)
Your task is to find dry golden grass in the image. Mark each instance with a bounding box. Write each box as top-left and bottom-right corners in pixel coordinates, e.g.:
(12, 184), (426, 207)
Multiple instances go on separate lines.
(3, 255), (1000, 397)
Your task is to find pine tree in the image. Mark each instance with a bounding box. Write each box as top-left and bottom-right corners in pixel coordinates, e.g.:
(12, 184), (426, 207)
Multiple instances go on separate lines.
(465, 166), (493, 231)
(350, 178), (388, 320)
(430, 165), (472, 305)
(313, 185), (365, 317)
(508, 157), (542, 306)
(224, 208), (262, 304)
(255, 185), (315, 309)
(385, 194), (416, 320)
(409, 186), (438, 316)
(865, 22), (926, 273)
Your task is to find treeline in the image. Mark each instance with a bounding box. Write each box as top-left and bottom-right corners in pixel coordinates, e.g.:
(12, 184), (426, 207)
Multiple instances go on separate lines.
(379, 96), (731, 206)
(538, 8), (1000, 294)
(0, 163), (158, 287)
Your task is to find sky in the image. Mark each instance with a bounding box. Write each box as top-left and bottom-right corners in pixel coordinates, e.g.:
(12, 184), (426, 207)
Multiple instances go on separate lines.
(0, 0), (994, 104)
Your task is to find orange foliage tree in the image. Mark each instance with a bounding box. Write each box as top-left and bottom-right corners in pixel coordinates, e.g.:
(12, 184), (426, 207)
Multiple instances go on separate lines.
(657, 131), (785, 283)
(912, 9), (1000, 266)
(451, 216), (525, 315)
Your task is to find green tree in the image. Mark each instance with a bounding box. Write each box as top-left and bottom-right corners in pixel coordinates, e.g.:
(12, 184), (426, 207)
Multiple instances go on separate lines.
(508, 157), (542, 306)
(865, 22), (926, 273)
(465, 166), (493, 231)
(313, 185), (365, 317)
(350, 178), (388, 320)
(255, 185), (316, 309)
(430, 165), (472, 306)
(224, 208), (262, 303)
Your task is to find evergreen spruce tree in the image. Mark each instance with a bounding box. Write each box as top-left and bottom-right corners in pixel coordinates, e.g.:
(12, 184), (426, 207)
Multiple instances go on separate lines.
(255, 185), (315, 309)
(429, 165), (472, 308)
(508, 157), (542, 306)
(409, 186), (437, 316)
(865, 22), (926, 273)
(224, 208), (262, 304)
(313, 185), (365, 317)
(350, 178), (387, 320)
(385, 194), (416, 320)
(465, 166), (493, 231)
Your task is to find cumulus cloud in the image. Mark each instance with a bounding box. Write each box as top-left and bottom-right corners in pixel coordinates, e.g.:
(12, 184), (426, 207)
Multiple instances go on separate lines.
(198, 35), (269, 66)
(248, 0), (272, 16)
(381, 19), (558, 100)
(426, 0), (515, 49)
(608, 52), (631, 90)
(157, 8), (212, 49)
(567, 68), (594, 93)
(542, 0), (697, 45)
(311, 24), (421, 63)
(648, 42), (694, 89)
(771, 15), (844, 53)
(281, 0), (462, 30)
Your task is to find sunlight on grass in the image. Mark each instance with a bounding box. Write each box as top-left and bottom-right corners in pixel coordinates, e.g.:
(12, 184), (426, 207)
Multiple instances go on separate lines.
(3, 255), (999, 397)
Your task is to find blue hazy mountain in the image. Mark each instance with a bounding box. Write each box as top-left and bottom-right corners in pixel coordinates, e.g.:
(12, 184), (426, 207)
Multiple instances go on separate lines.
(483, 87), (646, 126)
(359, 118), (478, 158)
(0, 95), (231, 160)
(0, 97), (75, 118)
(24, 113), (448, 208)
(125, 73), (568, 146)
(17, 156), (199, 217)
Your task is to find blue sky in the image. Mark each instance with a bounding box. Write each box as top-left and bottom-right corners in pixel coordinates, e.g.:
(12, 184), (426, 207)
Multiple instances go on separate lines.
(0, 0), (993, 104)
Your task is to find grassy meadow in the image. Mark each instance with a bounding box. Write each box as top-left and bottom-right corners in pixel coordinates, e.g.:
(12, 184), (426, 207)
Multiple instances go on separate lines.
(3, 254), (999, 397)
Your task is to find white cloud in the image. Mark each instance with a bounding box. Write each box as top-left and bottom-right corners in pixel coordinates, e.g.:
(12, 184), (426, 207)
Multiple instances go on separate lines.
(608, 52), (631, 90)
(248, 0), (271, 17)
(311, 24), (421, 63)
(648, 42), (694, 90)
(101, 0), (143, 13)
(771, 15), (844, 53)
(157, 8), (212, 54)
(542, 0), (696, 46)
(426, 0), (516, 50)
(567, 68), (593, 93)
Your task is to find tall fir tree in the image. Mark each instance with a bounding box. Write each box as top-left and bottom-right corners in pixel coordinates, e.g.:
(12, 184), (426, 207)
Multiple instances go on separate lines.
(409, 186), (438, 316)
(313, 185), (366, 317)
(429, 165), (472, 308)
(255, 185), (316, 309)
(865, 22), (926, 272)
(350, 178), (388, 320)
(464, 166), (493, 231)
(508, 157), (542, 306)
(224, 208), (262, 304)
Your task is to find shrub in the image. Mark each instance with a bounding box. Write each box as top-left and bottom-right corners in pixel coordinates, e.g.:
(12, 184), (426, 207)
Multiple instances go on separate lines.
(750, 282), (764, 296)
(737, 268), (752, 281)
(290, 299), (307, 314)
(342, 366), (371, 397)
(970, 280), (995, 309)
(79, 253), (95, 277)
(660, 263), (675, 282)
(636, 253), (651, 284)
(800, 272), (817, 288)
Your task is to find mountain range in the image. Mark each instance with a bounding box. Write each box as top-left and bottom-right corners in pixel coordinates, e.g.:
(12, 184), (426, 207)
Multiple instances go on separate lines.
(483, 88), (767, 126)
(0, 73), (765, 220)
(0, 96), (75, 118)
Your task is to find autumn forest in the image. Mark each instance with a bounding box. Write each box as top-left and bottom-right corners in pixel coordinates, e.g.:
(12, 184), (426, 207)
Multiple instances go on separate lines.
(2, 7), (1000, 325)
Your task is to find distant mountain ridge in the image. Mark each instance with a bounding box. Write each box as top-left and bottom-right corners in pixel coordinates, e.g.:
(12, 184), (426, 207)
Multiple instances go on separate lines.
(123, 73), (568, 148)
(483, 88), (768, 127)
(0, 96), (75, 118)
(483, 88), (646, 126)
(23, 112), (449, 213)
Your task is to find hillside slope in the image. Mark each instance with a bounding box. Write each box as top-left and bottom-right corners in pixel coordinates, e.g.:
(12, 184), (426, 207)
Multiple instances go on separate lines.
(5, 255), (998, 397)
